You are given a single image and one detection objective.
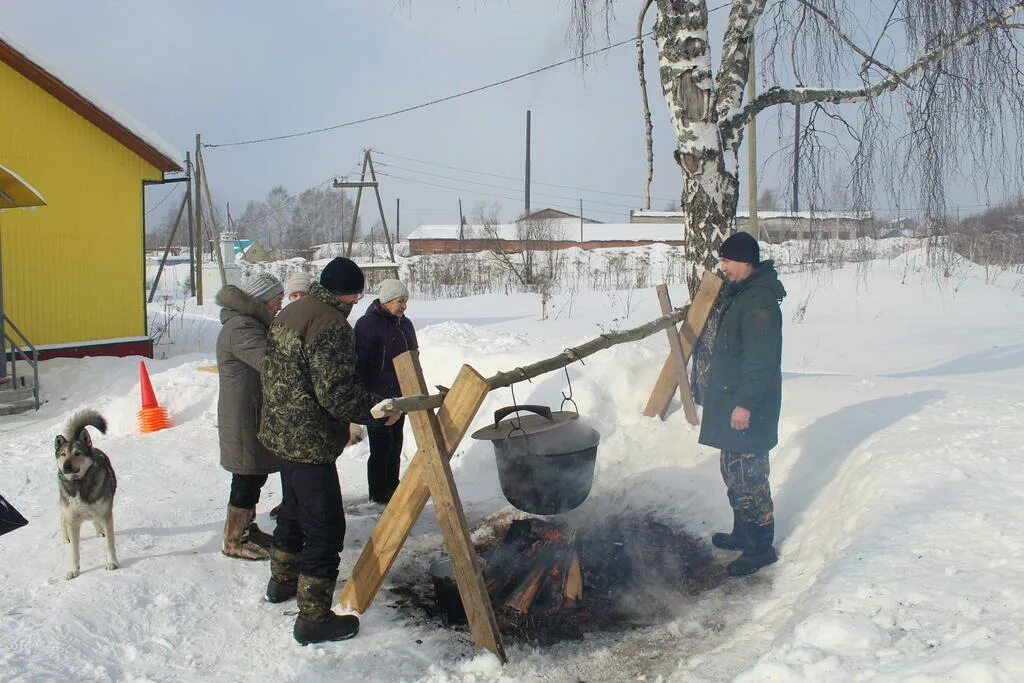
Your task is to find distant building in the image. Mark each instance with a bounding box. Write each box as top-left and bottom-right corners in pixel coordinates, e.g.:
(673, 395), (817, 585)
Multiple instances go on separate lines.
(407, 208), (685, 255)
(0, 34), (181, 360)
(629, 209), (874, 242)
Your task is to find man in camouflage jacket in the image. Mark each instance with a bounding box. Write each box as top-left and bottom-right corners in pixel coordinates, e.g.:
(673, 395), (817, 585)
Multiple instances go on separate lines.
(259, 257), (398, 645)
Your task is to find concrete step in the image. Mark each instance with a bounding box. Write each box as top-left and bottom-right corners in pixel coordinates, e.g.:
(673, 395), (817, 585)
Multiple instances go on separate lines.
(0, 385), (38, 415)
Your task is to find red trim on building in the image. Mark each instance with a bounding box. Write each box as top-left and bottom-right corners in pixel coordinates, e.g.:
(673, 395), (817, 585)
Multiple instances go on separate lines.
(33, 338), (154, 361)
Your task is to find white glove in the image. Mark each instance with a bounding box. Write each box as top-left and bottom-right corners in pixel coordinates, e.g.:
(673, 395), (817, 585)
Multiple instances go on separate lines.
(370, 399), (393, 419)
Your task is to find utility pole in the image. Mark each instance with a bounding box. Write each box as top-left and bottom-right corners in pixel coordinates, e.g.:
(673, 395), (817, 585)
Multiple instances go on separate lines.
(579, 198), (584, 243)
(194, 134), (204, 305)
(335, 150), (395, 261)
(458, 198), (465, 253)
(792, 102), (801, 214)
(525, 110), (531, 216)
(747, 43), (760, 241)
(185, 151), (195, 297)
(396, 198), (400, 243)
(365, 152), (395, 261)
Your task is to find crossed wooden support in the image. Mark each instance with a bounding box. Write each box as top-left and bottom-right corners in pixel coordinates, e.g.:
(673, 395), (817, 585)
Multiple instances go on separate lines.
(336, 272), (723, 663)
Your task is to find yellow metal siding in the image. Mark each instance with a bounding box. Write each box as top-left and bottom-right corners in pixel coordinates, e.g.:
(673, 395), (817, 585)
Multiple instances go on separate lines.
(0, 59), (162, 347)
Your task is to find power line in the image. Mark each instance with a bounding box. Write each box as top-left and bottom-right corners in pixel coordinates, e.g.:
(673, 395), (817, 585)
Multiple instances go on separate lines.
(145, 184), (181, 216)
(372, 150), (678, 204)
(374, 170), (626, 220)
(374, 161), (645, 211)
(204, 32), (653, 149)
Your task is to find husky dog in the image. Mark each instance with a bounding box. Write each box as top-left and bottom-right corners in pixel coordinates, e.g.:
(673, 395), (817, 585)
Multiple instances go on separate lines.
(55, 410), (118, 580)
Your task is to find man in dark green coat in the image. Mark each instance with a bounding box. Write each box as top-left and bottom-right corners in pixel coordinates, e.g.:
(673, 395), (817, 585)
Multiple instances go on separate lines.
(259, 257), (399, 645)
(697, 231), (786, 577)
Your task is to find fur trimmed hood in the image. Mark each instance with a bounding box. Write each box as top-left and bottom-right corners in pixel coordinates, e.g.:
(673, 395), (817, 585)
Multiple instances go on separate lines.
(216, 285), (274, 328)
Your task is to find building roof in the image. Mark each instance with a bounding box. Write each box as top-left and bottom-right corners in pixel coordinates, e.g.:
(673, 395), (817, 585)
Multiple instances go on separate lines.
(631, 209), (872, 221)
(406, 223), (686, 242)
(0, 32), (182, 173)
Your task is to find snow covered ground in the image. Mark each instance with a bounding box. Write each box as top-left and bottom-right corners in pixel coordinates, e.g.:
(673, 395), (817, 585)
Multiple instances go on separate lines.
(3, 247), (1024, 681)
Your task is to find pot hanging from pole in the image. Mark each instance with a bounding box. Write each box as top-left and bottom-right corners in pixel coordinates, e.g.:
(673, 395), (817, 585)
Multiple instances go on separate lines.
(471, 404), (600, 515)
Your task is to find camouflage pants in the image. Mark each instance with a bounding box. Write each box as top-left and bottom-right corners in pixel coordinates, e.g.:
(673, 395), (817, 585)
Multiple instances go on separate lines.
(720, 451), (774, 525)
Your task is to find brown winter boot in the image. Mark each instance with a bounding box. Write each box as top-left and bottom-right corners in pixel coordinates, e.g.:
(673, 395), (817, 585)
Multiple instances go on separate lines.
(222, 505), (269, 561)
(265, 547), (299, 603)
(293, 575), (360, 645)
(244, 509), (274, 550)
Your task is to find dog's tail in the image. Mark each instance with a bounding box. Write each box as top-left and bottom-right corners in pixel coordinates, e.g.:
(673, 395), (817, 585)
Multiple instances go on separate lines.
(63, 410), (107, 441)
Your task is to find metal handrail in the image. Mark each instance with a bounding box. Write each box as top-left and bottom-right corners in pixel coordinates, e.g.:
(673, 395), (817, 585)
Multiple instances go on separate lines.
(2, 314), (40, 410)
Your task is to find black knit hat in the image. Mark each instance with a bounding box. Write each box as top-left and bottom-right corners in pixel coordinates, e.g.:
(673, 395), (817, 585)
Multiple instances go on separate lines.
(319, 257), (365, 295)
(718, 231), (760, 265)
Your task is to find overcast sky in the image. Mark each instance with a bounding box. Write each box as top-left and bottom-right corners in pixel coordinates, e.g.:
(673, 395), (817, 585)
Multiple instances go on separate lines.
(4, 1), (1011, 234)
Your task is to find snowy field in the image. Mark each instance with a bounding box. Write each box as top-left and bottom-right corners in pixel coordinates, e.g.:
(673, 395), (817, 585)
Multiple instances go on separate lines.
(3, 246), (1024, 681)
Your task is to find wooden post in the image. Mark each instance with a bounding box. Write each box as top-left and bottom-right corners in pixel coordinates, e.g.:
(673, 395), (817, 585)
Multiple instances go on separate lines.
(194, 135), (204, 305)
(345, 151), (370, 257)
(643, 270), (723, 419)
(338, 361), (489, 610)
(393, 351), (506, 662)
(655, 285), (698, 425)
(365, 152), (396, 262)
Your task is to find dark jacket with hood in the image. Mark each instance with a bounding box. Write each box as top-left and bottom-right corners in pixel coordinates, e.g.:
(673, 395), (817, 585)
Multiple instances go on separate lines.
(215, 285), (281, 475)
(697, 261), (787, 453)
(258, 281), (381, 465)
(354, 299), (419, 398)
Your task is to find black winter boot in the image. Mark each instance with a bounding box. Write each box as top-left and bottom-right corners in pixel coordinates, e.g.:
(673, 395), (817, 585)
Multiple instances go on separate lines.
(265, 547), (299, 603)
(711, 511), (746, 551)
(727, 520), (778, 577)
(293, 575), (360, 645)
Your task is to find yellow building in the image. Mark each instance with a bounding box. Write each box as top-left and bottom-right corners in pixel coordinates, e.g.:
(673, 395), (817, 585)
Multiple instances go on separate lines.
(0, 35), (181, 360)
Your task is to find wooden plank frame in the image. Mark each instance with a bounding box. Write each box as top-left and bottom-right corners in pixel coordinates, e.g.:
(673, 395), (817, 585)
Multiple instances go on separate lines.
(655, 284), (698, 425)
(337, 351), (506, 662)
(643, 271), (724, 420)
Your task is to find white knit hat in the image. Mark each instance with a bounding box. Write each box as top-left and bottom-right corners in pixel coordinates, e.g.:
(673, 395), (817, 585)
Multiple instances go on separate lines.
(377, 279), (409, 304)
(240, 273), (283, 302)
(285, 271), (313, 298)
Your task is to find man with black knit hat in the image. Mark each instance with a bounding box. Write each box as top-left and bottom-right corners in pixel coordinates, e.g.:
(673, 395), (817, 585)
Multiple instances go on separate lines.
(698, 231), (787, 577)
(259, 257), (400, 645)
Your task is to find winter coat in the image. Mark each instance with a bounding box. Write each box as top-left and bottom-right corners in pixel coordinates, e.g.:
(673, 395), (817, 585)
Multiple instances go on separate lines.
(216, 285), (281, 475)
(258, 281), (382, 465)
(697, 261), (787, 453)
(354, 299), (419, 398)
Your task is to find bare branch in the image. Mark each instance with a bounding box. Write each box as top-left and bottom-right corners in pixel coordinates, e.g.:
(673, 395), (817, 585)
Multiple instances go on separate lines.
(793, 0), (908, 85)
(723, 0), (1024, 134)
(637, 0), (655, 209)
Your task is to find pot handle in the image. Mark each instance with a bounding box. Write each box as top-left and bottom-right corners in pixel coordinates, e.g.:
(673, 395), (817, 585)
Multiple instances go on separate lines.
(493, 404), (553, 428)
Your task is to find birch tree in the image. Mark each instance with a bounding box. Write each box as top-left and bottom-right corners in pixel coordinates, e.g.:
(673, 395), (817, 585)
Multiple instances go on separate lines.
(575, 0), (1024, 296)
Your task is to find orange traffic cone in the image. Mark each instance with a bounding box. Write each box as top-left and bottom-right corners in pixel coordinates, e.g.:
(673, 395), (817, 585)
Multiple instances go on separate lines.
(137, 360), (171, 434)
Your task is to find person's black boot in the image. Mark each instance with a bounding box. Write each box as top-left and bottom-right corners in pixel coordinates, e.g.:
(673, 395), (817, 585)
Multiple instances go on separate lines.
(293, 575), (360, 645)
(712, 511), (746, 551)
(727, 520), (778, 577)
(265, 547), (299, 603)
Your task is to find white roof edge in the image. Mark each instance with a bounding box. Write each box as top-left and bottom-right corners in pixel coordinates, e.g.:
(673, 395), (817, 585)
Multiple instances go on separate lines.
(0, 30), (183, 169)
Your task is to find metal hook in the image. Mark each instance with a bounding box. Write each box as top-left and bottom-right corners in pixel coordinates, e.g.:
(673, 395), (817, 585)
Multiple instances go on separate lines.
(560, 348), (582, 415)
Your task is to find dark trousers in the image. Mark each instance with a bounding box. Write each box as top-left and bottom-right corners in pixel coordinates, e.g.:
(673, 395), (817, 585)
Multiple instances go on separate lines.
(367, 416), (405, 501)
(228, 473), (269, 509)
(720, 451), (774, 526)
(273, 460), (346, 579)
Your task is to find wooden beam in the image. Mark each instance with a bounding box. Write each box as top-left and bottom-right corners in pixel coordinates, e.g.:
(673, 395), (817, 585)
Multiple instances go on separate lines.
(337, 359), (489, 612)
(643, 271), (723, 419)
(655, 285), (698, 425)
(393, 351), (506, 661)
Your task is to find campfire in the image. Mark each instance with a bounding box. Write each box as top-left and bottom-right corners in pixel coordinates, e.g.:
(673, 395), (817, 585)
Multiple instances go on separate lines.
(391, 511), (726, 646)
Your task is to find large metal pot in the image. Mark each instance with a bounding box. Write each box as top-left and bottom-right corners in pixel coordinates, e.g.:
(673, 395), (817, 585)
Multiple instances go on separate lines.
(470, 404), (600, 515)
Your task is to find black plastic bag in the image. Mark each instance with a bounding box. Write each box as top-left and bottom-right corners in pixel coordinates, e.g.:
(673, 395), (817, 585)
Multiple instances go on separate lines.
(0, 492), (29, 536)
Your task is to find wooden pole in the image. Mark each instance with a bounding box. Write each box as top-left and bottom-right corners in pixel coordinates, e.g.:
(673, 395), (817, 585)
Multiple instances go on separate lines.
(194, 135), (204, 305)
(393, 352), (506, 662)
(655, 285), (698, 424)
(365, 152), (396, 262)
(524, 110), (531, 215)
(338, 363), (491, 612)
(345, 151), (370, 257)
(373, 302), (692, 416)
(196, 148), (227, 288)
(185, 151), (196, 297)
(643, 271), (723, 419)
(148, 192), (189, 303)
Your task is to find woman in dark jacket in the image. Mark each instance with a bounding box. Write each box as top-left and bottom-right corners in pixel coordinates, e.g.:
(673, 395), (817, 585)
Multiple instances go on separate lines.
(216, 273), (283, 560)
(354, 278), (418, 503)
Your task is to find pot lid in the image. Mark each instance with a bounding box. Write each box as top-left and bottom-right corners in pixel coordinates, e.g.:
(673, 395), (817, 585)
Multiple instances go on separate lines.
(470, 406), (580, 441)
